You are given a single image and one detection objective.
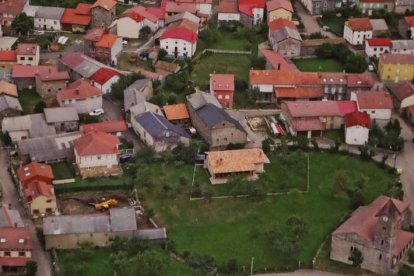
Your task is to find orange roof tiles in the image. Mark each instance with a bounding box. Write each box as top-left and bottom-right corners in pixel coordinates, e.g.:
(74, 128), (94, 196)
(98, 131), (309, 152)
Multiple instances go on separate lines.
(24, 181), (54, 200)
(163, 103), (190, 121)
(250, 70), (320, 85)
(92, 0), (116, 11)
(345, 111), (371, 128)
(95, 34), (119, 48)
(346, 18), (373, 31)
(206, 148), (270, 174)
(260, 49), (293, 71)
(0, 50), (17, 62)
(17, 162), (53, 184)
(169, 18), (199, 33)
(91, 68), (120, 85)
(61, 8), (92, 26)
(210, 74), (234, 92)
(121, 5), (158, 23)
(0, 228), (33, 251)
(75, 3), (92, 15)
(12, 65), (57, 78)
(81, 120), (128, 134)
(268, 18), (297, 31)
(0, 81), (17, 97)
(356, 91), (393, 109)
(57, 79), (102, 101)
(16, 43), (38, 56)
(275, 87), (322, 99)
(74, 131), (120, 156)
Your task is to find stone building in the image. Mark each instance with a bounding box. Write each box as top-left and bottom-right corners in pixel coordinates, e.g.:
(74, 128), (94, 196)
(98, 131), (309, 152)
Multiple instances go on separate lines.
(90, 0), (116, 28)
(35, 71), (69, 100)
(331, 195), (414, 275)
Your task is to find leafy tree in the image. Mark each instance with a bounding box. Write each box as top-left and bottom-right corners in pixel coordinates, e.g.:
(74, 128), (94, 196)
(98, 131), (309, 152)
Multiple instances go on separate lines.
(262, 137), (274, 153)
(226, 143), (245, 150)
(139, 26), (152, 39)
(33, 101), (47, 113)
(3, 131), (12, 146)
(172, 141), (199, 164)
(135, 146), (155, 163)
(315, 43), (334, 58)
(348, 248), (363, 267)
(25, 261), (37, 276)
(158, 48), (168, 60)
(164, 72), (189, 94)
(12, 13), (33, 35)
(144, 208), (155, 219)
(332, 170), (348, 198)
(345, 54), (368, 73)
(110, 73), (145, 100)
(350, 188), (365, 209)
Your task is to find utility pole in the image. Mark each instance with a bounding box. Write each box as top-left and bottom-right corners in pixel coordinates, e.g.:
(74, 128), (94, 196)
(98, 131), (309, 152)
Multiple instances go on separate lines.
(250, 257), (254, 276)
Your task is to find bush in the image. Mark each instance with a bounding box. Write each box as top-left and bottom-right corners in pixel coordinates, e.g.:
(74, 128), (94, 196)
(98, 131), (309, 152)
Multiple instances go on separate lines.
(158, 48), (168, 60)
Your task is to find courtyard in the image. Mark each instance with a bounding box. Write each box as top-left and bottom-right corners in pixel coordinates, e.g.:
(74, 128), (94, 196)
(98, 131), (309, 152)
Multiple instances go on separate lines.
(292, 58), (345, 72)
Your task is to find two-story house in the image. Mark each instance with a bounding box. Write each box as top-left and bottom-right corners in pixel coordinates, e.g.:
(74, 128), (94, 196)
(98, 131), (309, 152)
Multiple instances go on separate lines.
(34, 7), (64, 31)
(238, 0), (265, 26)
(0, 227), (33, 273)
(356, 0), (394, 15)
(218, 0), (240, 24)
(187, 91), (247, 149)
(354, 90), (393, 127)
(57, 79), (103, 114)
(73, 131), (121, 178)
(117, 5), (160, 39)
(60, 3), (92, 33)
(160, 26), (198, 58)
(0, 0), (27, 27)
(344, 18), (373, 46)
(35, 71), (70, 100)
(266, 0), (294, 23)
(16, 44), (40, 66)
(365, 38), (392, 58)
(268, 18), (302, 57)
(378, 53), (414, 82)
(210, 73), (235, 108)
(91, 67), (120, 94)
(91, 0), (116, 28)
(43, 107), (79, 133)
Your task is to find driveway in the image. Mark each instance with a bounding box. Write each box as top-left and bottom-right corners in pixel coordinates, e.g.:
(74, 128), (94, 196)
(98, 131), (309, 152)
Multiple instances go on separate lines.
(0, 150), (51, 276)
(294, 2), (337, 39)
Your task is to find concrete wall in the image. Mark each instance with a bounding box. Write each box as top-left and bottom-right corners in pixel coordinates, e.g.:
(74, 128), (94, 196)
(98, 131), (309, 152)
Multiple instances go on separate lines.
(93, 75), (120, 94)
(218, 12), (240, 23)
(58, 95), (102, 114)
(34, 17), (62, 31)
(29, 195), (57, 216)
(75, 150), (118, 169)
(345, 125), (369, 145)
(160, 38), (196, 58)
(36, 79), (68, 100)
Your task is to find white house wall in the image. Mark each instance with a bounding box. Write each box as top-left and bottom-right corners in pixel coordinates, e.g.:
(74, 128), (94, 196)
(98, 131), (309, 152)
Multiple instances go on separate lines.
(34, 17), (62, 31)
(345, 125), (369, 145)
(93, 75), (120, 94)
(160, 38), (196, 58)
(59, 96), (103, 114)
(344, 25), (372, 45)
(75, 150), (118, 169)
(218, 13), (240, 22)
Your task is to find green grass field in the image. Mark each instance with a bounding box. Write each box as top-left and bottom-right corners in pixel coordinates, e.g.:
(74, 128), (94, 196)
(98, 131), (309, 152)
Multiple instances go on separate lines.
(51, 162), (76, 180)
(293, 58), (345, 72)
(142, 151), (394, 271)
(18, 89), (43, 114)
(321, 18), (346, 36)
(191, 53), (251, 87)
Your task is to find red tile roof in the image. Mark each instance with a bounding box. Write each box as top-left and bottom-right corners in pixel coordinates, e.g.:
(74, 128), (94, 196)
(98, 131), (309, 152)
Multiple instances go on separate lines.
(160, 26), (198, 43)
(356, 91), (393, 109)
(333, 195), (413, 256)
(17, 162), (53, 185)
(75, 3), (92, 15)
(91, 68), (120, 85)
(37, 71), (70, 82)
(336, 101), (357, 116)
(405, 16), (414, 27)
(346, 73), (375, 88)
(12, 65), (57, 78)
(57, 79), (102, 101)
(268, 18), (297, 31)
(92, 0), (116, 11)
(0, 0), (26, 16)
(83, 27), (106, 41)
(394, 81), (414, 101)
(147, 7), (165, 20)
(366, 38), (392, 47)
(61, 8), (92, 26)
(0, 256), (32, 267)
(166, 1), (197, 13)
(168, 18), (199, 33)
(292, 117), (323, 131)
(74, 131), (120, 156)
(345, 111), (371, 128)
(163, 103), (190, 121)
(24, 181), (54, 200)
(238, 0), (265, 16)
(210, 74), (234, 92)
(260, 48), (293, 70)
(121, 5), (158, 23)
(0, 228), (33, 251)
(284, 100), (343, 117)
(219, 0), (239, 13)
(81, 120), (128, 134)
(266, 0), (293, 13)
(95, 34), (119, 48)
(0, 50), (17, 62)
(275, 87), (322, 99)
(346, 17), (372, 31)
(380, 53), (414, 65)
(250, 70), (320, 85)
(16, 43), (38, 56)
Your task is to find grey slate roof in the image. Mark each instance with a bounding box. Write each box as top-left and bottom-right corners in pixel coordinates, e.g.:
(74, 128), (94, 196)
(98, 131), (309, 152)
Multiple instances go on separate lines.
(0, 94), (22, 113)
(109, 208), (138, 232)
(43, 208), (138, 235)
(270, 27), (302, 43)
(196, 103), (246, 133)
(44, 107), (79, 123)
(35, 6), (64, 20)
(129, 101), (162, 118)
(43, 214), (111, 235)
(17, 131), (82, 162)
(135, 112), (190, 139)
(392, 40), (414, 51)
(2, 114), (56, 138)
(0, 208), (24, 228)
(187, 91), (221, 110)
(135, 228), (167, 240)
(370, 19), (388, 32)
(124, 79), (151, 111)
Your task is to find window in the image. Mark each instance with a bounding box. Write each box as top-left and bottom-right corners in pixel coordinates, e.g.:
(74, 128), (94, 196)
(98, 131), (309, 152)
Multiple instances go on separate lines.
(4, 251), (11, 256)
(379, 254), (382, 260)
(20, 57), (25, 61)
(166, 46), (168, 49)
(381, 240), (384, 245)
(46, 199), (52, 203)
(97, 156), (101, 160)
(28, 57), (33, 61)
(0, 238), (6, 243)
(19, 251), (25, 257)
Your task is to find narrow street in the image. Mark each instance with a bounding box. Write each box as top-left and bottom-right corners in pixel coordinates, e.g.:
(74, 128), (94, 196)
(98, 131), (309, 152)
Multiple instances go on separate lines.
(293, 2), (337, 39)
(0, 150), (51, 276)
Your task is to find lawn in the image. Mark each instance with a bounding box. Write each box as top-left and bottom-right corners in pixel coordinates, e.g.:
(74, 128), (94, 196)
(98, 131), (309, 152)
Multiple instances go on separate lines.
(210, 33), (251, 51)
(292, 58), (345, 72)
(18, 89), (43, 114)
(321, 18), (346, 36)
(191, 53), (251, 87)
(141, 151), (395, 271)
(51, 162), (76, 180)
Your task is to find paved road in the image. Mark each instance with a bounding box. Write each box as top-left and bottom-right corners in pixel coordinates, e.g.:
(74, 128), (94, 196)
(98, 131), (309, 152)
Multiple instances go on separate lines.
(0, 150), (51, 276)
(294, 2), (337, 39)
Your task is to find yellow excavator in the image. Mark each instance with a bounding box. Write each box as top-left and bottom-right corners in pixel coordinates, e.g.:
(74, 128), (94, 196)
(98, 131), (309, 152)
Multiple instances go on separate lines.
(92, 199), (118, 211)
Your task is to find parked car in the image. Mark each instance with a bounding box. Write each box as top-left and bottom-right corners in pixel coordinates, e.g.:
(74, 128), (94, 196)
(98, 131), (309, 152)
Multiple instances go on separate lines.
(120, 153), (133, 163)
(89, 108), (104, 116)
(368, 64), (375, 72)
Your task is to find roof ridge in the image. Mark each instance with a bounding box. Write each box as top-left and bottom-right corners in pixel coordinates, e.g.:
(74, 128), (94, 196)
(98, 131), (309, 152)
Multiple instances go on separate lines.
(150, 112), (169, 131)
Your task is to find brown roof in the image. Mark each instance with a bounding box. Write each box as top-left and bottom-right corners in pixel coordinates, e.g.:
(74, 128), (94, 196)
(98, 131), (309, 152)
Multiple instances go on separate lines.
(292, 117), (323, 131)
(346, 18), (373, 31)
(163, 103), (190, 121)
(168, 18), (199, 33)
(92, 0), (116, 10)
(0, 81), (17, 97)
(275, 87), (322, 99)
(0, 228), (33, 251)
(16, 43), (38, 56)
(17, 162), (53, 184)
(12, 65), (57, 79)
(283, 100), (342, 117)
(356, 91), (393, 109)
(394, 81), (414, 101)
(380, 53), (414, 65)
(206, 148), (270, 174)
(333, 195), (413, 256)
